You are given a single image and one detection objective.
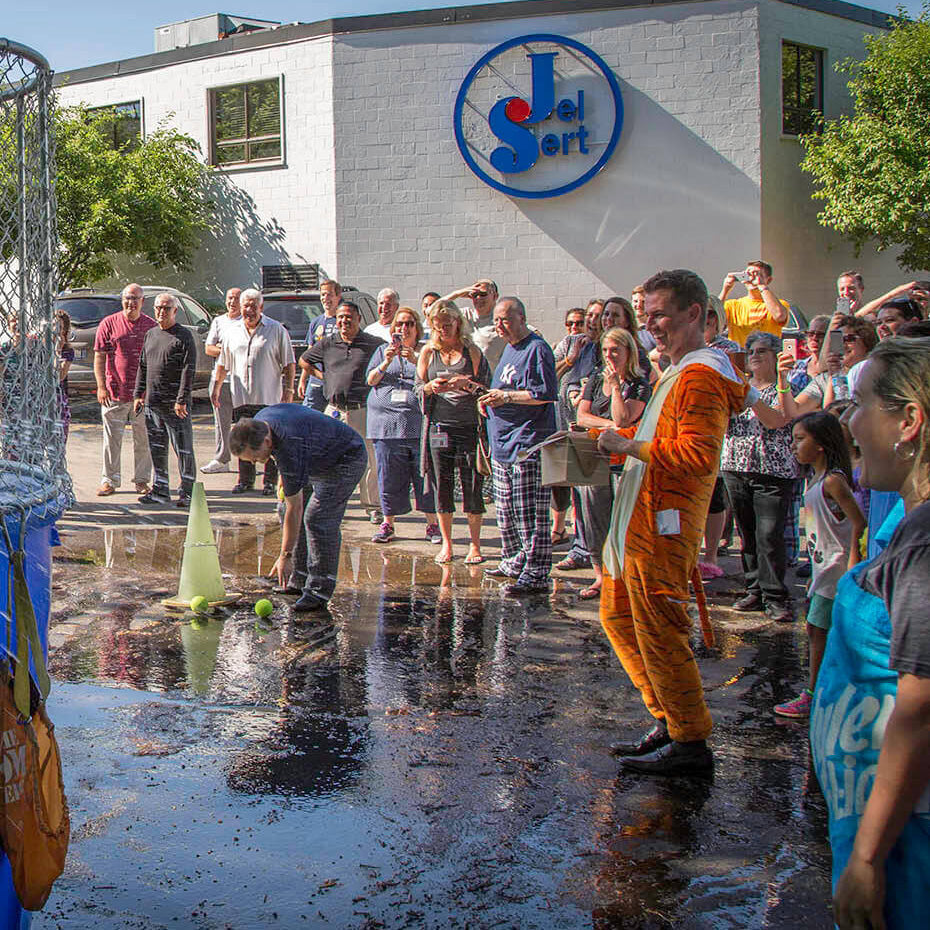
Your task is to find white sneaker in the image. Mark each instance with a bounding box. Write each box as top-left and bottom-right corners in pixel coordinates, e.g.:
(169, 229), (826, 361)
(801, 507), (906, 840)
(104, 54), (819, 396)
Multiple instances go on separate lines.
(200, 459), (231, 474)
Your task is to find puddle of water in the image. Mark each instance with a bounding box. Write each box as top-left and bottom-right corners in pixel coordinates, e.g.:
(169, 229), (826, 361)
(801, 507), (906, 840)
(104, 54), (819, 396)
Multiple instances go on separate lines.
(41, 525), (831, 929)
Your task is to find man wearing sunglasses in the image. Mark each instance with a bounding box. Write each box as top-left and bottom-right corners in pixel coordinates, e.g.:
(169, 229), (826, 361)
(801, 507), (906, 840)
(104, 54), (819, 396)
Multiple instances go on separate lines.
(444, 279), (506, 369)
(94, 282), (156, 497)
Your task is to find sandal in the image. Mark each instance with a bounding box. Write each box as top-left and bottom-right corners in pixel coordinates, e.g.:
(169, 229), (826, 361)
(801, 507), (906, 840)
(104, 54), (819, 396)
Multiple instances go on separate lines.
(550, 529), (569, 546)
(555, 556), (588, 571)
(699, 562), (725, 580)
(464, 554), (485, 565)
(578, 585), (601, 600)
(434, 553), (455, 565)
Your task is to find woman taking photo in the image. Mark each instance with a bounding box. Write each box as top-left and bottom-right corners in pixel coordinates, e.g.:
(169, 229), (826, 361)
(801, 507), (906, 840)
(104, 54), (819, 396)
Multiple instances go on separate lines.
(720, 331), (797, 622)
(574, 327), (651, 599)
(417, 300), (491, 565)
(366, 307), (439, 544)
(779, 315), (878, 416)
(812, 336), (930, 929)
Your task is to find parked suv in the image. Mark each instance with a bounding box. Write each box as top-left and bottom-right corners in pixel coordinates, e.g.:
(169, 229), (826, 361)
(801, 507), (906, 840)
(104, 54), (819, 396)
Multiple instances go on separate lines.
(260, 286), (377, 359)
(54, 286), (215, 394)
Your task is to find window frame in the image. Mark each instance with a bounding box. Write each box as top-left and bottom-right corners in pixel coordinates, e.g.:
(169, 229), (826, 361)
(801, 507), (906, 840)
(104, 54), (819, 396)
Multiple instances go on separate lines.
(207, 75), (285, 169)
(781, 40), (824, 138)
(86, 99), (144, 150)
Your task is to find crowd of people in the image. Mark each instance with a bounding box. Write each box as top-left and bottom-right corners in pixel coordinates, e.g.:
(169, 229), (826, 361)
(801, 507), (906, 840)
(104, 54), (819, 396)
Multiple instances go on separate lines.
(67, 262), (930, 929)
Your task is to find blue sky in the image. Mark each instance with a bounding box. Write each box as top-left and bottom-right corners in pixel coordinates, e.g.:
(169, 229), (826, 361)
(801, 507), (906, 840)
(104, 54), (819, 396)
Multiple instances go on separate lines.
(4, 0), (922, 72)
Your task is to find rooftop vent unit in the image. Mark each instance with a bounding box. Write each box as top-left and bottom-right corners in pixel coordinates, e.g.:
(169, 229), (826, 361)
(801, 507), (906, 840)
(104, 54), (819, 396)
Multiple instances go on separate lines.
(155, 14), (280, 52)
(261, 264), (321, 292)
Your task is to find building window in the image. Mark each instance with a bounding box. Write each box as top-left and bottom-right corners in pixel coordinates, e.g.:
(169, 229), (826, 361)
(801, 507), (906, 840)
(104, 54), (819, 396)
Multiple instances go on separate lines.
(87, 101), (142, 150)
(782, 42), (823, 136)
(209, 78), (282, 167)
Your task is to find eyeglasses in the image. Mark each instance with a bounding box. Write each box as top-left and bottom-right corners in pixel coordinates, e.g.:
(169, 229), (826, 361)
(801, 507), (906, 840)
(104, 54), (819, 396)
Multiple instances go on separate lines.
(746, 347), (773, 356)
(395, 320), (416, 327)
(842, 334), (860, 344)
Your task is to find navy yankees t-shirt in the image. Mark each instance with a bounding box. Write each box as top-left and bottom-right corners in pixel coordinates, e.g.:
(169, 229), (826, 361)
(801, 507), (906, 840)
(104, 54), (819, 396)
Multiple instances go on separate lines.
(256, 403), (364, 496)
(487, 332), (558, 463)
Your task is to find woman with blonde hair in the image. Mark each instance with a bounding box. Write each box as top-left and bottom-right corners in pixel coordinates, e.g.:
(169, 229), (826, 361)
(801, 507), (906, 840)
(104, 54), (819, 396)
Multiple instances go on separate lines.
(811, 337), (930, 929)
(572, 326), (652, 598)
(416, 300), (491, 564)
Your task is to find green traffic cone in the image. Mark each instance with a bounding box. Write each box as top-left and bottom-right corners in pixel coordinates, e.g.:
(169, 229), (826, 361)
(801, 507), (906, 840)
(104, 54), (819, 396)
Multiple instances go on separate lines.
(180, 617), (223, 695)
(163, 482), (240, 608)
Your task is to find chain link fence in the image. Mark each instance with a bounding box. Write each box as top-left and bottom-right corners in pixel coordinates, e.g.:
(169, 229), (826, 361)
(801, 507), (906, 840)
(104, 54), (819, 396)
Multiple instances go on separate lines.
(0, 39), (70, 516)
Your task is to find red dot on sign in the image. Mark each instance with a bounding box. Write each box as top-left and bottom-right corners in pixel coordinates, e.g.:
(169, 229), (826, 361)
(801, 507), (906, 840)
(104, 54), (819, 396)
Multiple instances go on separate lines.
(505, 98), (531, 123)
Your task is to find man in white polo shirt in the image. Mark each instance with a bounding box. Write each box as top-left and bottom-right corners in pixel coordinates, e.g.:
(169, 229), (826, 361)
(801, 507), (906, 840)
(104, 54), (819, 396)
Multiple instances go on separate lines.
(201, 286), (241, 474)
(211, 288), (295, 495)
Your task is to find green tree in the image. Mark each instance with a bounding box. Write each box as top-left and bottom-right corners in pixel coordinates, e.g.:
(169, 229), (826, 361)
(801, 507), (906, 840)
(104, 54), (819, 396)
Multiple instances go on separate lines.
(52, 105), (213, 288)
(800, 6), (930, 270)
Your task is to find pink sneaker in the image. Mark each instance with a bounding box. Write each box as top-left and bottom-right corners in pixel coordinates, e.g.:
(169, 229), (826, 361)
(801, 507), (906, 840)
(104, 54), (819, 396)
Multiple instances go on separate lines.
(699, 561), (724, 580)
(774, 690), (812, 718)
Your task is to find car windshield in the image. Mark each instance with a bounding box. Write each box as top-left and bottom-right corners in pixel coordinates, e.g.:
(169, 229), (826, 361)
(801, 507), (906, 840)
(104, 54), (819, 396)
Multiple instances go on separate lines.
(262, 299), (322, 333)
(55, 297), (121, 324)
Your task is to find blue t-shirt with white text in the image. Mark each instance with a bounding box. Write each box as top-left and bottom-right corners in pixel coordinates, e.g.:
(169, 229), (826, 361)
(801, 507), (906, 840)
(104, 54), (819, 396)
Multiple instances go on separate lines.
(487, 332), (557, 463)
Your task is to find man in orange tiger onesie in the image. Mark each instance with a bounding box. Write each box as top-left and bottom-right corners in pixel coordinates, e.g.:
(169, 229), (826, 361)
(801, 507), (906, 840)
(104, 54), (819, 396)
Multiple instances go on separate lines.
(598, 269), (750, 775)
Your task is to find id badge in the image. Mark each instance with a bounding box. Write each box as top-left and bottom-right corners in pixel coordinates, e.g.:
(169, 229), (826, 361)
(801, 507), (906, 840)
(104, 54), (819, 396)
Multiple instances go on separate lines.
(391, 389), (409, 405)
(432, 431), (450, 449)
(656, 509), (681, 536)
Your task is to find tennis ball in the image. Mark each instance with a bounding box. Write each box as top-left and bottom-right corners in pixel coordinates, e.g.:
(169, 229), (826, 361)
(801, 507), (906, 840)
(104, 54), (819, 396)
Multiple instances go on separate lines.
(190, 595), (209, 613)
(254, 598), (274, 618)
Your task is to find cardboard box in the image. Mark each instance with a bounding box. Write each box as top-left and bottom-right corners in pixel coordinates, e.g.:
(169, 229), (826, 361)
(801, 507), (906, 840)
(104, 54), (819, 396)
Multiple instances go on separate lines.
(529, 431), (611, 487)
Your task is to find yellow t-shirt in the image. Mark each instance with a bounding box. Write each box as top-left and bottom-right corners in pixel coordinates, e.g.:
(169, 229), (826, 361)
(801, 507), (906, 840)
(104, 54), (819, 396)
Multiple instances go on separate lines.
(724, 295), (789, 348)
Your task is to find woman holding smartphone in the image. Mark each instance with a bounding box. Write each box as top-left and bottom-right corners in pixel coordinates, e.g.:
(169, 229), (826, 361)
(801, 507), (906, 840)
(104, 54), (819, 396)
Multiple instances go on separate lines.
(366, 307), (439, 544)
(417, 300), (492, 565)
(574, 327), (651, 599)
(778, 315), (877, 417)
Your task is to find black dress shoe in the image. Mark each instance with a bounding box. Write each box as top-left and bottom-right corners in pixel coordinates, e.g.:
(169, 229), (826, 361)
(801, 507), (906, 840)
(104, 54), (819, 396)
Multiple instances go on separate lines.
(733, 593), (763, 612)
(231, 483), (253, 495)
(262, 486), (276, 497)
(620, 739), (714, 776)
(609, 723), (671, 757)
(294, 593), (327, 613)
(503, 581), (550, 596)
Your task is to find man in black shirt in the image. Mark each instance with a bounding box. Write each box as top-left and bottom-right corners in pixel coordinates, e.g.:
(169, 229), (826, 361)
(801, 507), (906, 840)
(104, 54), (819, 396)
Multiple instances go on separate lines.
(300, 300), (385, 520)
(133, 293), (197, 507)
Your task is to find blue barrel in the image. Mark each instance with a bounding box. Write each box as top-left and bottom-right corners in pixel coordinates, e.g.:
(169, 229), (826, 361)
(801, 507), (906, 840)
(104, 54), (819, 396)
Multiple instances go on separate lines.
(0, 502), (62, 929)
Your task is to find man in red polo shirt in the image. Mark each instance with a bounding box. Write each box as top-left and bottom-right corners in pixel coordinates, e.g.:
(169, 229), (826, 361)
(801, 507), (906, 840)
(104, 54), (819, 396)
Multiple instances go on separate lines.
(94, 283), (157, 496)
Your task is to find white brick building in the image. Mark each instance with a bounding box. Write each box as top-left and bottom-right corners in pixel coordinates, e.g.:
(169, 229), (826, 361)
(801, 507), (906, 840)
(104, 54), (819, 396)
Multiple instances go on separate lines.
(54, 0), (914, 337)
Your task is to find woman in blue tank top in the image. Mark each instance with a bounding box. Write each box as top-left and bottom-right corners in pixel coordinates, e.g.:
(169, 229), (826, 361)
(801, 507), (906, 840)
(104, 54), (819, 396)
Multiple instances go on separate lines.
(811, 336), (930, 929)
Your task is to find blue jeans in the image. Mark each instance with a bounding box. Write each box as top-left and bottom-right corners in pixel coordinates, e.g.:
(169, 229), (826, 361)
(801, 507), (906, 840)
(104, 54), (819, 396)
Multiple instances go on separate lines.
(144, 404), (196, 497)
(372, 438), (435, 516)
(302, 381), (327, 412)
(291, 446), (368, 602)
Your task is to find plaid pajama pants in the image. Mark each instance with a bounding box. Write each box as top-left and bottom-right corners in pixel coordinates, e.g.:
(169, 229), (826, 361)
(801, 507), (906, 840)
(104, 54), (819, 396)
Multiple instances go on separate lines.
(491, 452), (552, 585)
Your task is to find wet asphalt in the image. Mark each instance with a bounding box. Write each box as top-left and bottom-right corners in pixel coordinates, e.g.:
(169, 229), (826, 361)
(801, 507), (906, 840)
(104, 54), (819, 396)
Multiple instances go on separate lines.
(34, 518), (834, 929)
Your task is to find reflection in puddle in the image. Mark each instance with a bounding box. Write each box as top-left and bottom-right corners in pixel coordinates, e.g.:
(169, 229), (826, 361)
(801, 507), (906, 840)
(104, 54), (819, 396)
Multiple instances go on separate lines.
(47, 525), (831, 928)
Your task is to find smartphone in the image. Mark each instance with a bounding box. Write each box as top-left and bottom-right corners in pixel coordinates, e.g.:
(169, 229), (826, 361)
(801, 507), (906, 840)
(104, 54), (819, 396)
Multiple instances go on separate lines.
(391, 332), (403, 348)
(835, 297), (852, 315)
(733, 272), (751, 284)
(464, 380), (483, 395)
(829, 330), (844, 356)
(783, 337), (797, 360)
